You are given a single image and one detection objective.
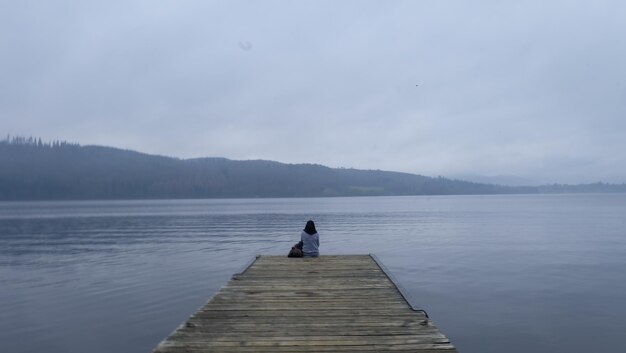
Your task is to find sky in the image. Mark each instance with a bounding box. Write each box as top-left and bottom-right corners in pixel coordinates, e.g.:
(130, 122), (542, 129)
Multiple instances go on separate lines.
(2, 0), (626, 184)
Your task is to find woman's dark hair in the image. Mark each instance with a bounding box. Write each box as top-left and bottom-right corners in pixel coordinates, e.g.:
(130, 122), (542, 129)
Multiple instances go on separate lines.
(304, 220), (317, 235)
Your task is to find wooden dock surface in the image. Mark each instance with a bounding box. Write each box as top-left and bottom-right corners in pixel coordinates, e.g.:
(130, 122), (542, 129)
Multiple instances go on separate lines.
(154, 255), (457, 352)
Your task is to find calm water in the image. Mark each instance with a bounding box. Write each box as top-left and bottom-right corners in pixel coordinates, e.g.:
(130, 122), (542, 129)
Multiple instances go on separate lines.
(1, 194), (625, 353)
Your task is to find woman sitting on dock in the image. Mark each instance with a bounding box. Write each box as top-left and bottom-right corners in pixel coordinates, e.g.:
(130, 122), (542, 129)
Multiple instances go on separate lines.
(298, 220), (320, 257)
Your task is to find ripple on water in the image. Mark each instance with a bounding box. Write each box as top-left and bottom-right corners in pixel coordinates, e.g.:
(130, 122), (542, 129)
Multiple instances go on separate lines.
(1, 195), (626, 353)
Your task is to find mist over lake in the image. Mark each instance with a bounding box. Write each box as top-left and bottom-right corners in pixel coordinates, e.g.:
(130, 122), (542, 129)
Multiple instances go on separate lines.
(1, 194), (625, 353)
(3, 1), (626, 351)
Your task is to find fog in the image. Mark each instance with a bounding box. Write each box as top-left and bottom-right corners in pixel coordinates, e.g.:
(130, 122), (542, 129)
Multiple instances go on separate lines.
(2, 0), (625, 184)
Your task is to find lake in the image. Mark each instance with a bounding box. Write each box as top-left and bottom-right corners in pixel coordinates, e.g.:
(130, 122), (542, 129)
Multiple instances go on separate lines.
(1, 194), (625, 353)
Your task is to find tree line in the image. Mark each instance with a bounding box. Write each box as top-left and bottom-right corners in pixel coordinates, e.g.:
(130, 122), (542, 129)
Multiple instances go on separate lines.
(1, 137), (624, 200)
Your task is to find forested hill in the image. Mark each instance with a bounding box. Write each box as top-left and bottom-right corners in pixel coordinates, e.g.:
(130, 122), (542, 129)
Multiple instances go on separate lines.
(1, 138), (624, 200)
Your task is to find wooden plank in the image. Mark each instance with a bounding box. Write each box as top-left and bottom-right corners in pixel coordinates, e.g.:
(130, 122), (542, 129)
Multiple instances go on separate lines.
(153, 254), (457, 353)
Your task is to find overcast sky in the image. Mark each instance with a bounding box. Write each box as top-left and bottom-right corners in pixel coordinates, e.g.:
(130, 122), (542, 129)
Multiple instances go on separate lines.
(2, 1), (625, 184)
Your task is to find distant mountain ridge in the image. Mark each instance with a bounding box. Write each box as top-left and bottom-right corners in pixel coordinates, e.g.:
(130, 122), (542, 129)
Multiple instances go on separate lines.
(1, 137), (624, 200)
(451, 174), (543, 186)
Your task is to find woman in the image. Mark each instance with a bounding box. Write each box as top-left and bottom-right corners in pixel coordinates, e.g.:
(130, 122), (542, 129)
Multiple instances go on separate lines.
(299, 220), (319, 257)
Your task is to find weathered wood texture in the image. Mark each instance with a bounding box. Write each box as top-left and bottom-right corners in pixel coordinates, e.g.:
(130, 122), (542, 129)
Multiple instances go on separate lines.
(153, 255), (457, 353)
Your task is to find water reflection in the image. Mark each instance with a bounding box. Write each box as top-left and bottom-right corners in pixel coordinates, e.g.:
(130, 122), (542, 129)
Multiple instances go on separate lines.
(1, 195), (625, 353)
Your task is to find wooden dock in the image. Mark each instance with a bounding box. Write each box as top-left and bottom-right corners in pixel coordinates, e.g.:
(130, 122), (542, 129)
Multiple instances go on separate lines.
(153, 255), (457, 352)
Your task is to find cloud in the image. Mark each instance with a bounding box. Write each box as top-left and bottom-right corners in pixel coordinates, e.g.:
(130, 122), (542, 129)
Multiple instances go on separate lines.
(2, 0), (625, 183)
